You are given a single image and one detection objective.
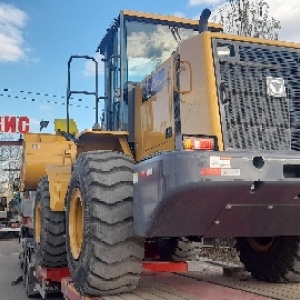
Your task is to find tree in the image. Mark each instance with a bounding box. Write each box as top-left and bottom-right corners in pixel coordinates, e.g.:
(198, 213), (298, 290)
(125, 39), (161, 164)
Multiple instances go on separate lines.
(211, 0), (281, 40)
(0, 133), (22, 195)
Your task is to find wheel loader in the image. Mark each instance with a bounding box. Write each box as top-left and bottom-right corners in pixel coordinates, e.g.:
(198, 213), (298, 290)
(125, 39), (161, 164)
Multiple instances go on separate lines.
(18, 8), (300, 297)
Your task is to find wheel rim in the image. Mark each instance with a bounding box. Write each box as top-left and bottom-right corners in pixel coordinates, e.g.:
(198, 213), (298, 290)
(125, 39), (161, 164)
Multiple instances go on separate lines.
(35, 202), (41, 244)
(69, 188), (83, 260)
(247, 237), (274, 252)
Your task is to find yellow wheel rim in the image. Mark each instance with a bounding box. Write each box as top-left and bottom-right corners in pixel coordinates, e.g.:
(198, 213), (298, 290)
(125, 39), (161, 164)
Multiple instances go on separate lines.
(35, 202), (41, 244)
(69, 188), (84, 260)
(247, 237), (274, 252)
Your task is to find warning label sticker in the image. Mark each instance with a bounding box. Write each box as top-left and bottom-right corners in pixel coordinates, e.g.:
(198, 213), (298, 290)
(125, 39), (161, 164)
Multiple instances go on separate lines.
(209, 156), (231, 169)
(201, 168), (221, 176)
(201, 156), (240, 177)
(201, 168), (241, 177)
(221, 169), (240, 176)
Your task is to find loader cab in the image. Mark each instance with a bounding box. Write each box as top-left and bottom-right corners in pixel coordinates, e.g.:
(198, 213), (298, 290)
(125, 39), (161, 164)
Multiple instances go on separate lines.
(97, 10), (222, 144)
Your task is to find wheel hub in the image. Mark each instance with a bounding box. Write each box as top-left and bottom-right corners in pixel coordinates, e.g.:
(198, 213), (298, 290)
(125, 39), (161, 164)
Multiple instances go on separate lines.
(34, 202), (41, 244)
(69, 188), (84, 260)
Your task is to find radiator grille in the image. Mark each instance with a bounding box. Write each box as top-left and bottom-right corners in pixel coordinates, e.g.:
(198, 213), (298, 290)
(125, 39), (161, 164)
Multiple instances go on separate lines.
(213, 40), (300, 151)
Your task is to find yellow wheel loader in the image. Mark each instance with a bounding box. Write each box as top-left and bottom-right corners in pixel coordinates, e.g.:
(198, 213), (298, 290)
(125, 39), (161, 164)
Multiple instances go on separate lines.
(19, 8), (300, 297)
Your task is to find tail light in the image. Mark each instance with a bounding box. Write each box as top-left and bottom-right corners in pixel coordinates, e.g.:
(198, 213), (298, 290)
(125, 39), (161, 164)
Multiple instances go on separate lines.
(183, 135), (216, 151)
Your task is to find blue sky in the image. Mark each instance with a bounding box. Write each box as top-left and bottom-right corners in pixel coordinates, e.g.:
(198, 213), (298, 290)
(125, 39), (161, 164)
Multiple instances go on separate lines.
(0, 0), (211, 135)
(0, 0), (299, 136)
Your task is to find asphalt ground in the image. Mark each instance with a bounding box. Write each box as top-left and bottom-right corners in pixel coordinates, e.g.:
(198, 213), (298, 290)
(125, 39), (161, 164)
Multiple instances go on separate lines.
(0, 237), (63, 300)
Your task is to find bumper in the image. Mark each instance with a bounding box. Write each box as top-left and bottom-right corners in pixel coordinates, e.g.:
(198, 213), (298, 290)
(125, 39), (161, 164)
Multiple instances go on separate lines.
(133, 151), (300, 238)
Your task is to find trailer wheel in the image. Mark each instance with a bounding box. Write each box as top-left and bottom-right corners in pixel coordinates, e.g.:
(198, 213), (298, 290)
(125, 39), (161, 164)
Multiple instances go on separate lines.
(21, 240), (39, 298)
(156, 237), (200, 261)
(66, 151), (144, 296)
(25, 256), (38, 298)
(34, 177), (67, 267)
(236, 236), (300, 282)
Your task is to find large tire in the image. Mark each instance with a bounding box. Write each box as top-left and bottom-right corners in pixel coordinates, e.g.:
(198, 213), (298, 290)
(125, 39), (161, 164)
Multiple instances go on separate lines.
(156, 237), (201, 261)
(34, 177), (67, 267)
(236, 236), (300, 282)
(66, 151), (144, 297)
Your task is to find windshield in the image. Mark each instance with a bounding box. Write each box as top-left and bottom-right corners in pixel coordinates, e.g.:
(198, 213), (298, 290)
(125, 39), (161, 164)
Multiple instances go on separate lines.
(126, 20), (199, 82)
(97, 11), (206, 131)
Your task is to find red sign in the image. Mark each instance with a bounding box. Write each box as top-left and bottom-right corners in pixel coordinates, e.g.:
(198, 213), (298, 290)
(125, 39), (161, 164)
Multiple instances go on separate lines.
(0, 116), (30, 133)
(200, 168), (221, 176)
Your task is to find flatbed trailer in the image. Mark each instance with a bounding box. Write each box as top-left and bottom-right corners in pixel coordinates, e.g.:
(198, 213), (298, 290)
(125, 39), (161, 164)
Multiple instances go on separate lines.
(61, 264), (300, 300)
(0, 222), (20, 237)
(21, 248), (300, 300)
(19, 228), (300, 300)
(0, 209), (20, 237)
(60, 264), (300, 300)
(0, 226), (20, 233)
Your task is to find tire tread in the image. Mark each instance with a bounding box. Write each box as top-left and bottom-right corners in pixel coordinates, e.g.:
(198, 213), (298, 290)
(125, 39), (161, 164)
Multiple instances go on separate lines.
(66, 151), (144, 296)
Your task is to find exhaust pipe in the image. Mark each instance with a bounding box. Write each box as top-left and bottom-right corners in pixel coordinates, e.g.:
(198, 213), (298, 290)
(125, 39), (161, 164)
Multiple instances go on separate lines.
(199, 8), (211, 33)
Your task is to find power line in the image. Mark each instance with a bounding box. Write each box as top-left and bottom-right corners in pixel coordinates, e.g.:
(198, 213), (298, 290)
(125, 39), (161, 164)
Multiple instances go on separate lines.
(1, 88), (88, 102)
(0, 92), (95, 109)
(0, 94), (93, 109)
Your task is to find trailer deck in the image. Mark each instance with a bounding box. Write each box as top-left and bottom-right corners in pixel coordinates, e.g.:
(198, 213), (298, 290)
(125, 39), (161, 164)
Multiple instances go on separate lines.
(0, 223), (20, 237)
(19, 239), (300, 300)
(61, 272), (271, 300)
(0, 227), (20, 232)
(60, 261), (300, 300)
(19, 237), (300, 300)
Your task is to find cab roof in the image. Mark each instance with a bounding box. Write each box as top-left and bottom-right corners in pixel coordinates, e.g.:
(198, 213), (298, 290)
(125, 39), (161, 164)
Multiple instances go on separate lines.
(97, 9), (222, 54)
